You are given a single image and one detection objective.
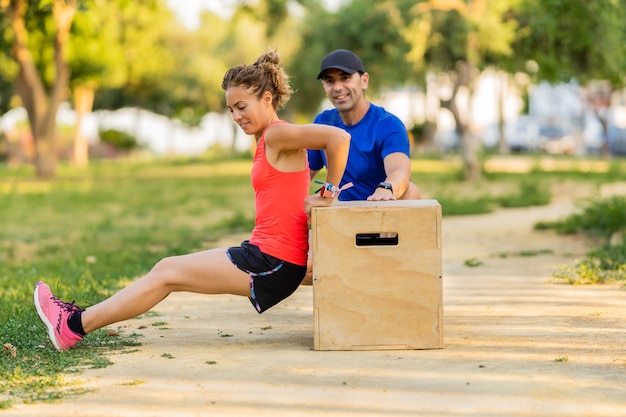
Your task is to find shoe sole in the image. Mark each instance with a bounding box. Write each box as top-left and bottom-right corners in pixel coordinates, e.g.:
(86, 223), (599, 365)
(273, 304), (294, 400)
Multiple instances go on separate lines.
(33, 284), (62, 351)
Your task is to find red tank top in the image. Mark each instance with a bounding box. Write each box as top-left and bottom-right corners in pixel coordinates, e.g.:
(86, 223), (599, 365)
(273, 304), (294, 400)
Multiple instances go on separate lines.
(249, 122), (310, 266)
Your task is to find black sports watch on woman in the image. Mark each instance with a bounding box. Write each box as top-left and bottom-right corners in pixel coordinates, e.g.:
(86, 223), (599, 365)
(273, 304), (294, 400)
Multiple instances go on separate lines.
(377, 182), (393, 193)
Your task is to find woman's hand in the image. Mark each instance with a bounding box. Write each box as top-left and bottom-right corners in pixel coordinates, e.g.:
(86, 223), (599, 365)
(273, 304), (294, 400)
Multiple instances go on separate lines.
(304, 194), (334, 221)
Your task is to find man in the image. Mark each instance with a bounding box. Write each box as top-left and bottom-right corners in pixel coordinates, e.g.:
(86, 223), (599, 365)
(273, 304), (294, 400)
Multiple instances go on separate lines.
(302, 49), (421, 285)
(307, 49), (421, 201)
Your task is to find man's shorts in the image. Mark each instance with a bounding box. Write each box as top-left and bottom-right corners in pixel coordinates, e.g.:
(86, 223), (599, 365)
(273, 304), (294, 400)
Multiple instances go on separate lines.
(226, 240), (306, 314)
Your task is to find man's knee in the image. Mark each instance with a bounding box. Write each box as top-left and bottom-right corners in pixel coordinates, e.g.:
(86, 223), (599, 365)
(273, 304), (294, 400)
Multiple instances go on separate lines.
(400, 182), (422, 200)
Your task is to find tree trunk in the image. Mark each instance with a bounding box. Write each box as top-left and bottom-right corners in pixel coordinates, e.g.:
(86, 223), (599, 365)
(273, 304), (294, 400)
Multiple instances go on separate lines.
(421, 73), (439, 153)
(73, 85), (95, 167)
(4, 0), (76, 178)
(34, 133), (58, 178)
(592, 103), (611, 158)
(586, 81), (613, 158)
(497, 71), (509, 154)
(440, 61), (481, 181)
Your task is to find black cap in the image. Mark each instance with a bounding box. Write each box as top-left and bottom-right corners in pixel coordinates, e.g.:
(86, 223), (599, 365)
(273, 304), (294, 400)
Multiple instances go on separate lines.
(317, 49), (365, 79)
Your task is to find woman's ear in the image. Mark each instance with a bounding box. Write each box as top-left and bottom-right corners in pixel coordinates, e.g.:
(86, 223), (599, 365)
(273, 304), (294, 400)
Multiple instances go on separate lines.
(262, 90), (273, 107)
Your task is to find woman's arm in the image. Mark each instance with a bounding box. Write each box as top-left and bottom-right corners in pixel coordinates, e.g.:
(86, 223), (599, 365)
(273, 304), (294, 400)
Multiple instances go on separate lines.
(266, 123), (350, 189)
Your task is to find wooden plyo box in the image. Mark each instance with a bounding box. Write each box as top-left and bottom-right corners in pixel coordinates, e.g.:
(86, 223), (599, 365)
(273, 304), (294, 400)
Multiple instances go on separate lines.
(311, 199), (443, 351)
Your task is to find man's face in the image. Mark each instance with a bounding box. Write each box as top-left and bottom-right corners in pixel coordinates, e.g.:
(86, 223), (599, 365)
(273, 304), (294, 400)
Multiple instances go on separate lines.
(320, 69), (368, 113)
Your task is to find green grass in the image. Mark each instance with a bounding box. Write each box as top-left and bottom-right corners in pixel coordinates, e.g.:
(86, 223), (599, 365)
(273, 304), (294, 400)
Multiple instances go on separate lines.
(0, 154), (625, 407)
(0, 157), (255, 408)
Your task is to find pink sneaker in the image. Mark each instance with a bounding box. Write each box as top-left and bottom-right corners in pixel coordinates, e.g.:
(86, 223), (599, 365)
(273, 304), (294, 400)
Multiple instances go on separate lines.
(33, 281), (84, 351)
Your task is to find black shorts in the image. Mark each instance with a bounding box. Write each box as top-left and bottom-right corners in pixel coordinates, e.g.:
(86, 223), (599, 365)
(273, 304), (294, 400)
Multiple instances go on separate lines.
(226, 241), (306, 314)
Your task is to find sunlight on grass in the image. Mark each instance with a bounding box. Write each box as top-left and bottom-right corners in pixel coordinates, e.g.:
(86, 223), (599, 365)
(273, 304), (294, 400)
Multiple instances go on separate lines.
(411, 158), (462, 173)
(483, 156), (611, 174)
(0, 181), (55, 194)
(135, 160), (252, 179)
(538, 158), (610, 173)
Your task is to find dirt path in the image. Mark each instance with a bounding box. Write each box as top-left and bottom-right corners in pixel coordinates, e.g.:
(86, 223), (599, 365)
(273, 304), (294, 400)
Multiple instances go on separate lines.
(6, 198), (626, 417)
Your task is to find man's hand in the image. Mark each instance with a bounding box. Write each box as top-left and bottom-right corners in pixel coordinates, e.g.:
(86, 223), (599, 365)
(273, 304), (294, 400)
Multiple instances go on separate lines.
(367, 187), (397, 201)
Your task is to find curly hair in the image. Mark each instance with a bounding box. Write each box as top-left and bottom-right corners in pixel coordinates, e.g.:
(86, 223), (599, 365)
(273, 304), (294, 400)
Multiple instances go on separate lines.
(221, 50), (293, 111)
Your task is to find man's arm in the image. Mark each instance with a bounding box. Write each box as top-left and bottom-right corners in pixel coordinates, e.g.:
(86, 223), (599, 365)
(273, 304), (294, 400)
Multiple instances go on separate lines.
(366, 152), (412, 201)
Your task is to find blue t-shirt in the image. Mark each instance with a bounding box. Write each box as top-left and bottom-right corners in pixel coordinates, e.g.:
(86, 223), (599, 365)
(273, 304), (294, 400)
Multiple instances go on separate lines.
(308, 103), (410, 201)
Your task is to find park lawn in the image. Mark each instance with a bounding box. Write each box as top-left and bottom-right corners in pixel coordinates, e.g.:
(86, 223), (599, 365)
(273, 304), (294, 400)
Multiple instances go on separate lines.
(0, 157), (258, 407)
(0, 154), (624, 407)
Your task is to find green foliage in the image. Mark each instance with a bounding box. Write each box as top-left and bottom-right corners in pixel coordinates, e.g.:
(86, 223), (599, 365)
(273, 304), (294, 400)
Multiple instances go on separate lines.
(537, 195), (626, 285)
(98, 129), (138, 150)
(0, 54), (16, 114)
(514, 0), (626, 85)
(288, 0), (412, 116)
(552, 257), (626, 285)
(423, 9), (471, 69)
(535, 195), (626, 243)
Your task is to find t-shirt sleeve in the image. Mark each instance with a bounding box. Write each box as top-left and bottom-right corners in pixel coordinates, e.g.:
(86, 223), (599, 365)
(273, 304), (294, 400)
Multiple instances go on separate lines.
(380, 115), (411, 159)
(307, 149), (325, 171)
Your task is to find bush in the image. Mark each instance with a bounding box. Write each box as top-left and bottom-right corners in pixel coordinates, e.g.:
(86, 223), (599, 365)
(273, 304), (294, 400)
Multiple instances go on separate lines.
(535, 195), (626, 243)
(538, 195), (626, 285)
(98, 129), (138, 150)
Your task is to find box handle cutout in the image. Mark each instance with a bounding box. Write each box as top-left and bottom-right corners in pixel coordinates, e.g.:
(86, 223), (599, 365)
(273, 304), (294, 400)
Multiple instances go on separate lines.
(355, 233), (398, 246)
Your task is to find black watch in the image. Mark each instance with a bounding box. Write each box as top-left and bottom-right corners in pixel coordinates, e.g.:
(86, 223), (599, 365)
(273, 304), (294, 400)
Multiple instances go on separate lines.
(377, 182), (393, 193)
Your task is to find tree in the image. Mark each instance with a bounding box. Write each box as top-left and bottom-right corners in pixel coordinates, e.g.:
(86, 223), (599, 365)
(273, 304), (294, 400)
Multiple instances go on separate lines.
(160, 11), (229, 123)
(90, 1), (180, 113)
(68, 0), (128, 166)
(288, 0), (412, 118)
(286, 0), (521, 180)
(513, 0), (626, 157)
(0, 0), (78, 178)
(70, 0), (182, 162)
(400, 0), (520, 180)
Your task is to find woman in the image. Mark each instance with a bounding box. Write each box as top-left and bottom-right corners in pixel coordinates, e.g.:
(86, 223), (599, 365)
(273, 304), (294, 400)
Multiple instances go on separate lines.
(34, 50), (350, 351)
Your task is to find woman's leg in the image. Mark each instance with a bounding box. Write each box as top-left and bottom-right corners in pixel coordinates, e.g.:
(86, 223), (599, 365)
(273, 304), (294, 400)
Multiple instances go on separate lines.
(81, 248), (250, 333)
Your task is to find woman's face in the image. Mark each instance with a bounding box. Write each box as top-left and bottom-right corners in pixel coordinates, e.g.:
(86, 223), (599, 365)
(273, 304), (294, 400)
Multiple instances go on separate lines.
(225, 86), (273, 138)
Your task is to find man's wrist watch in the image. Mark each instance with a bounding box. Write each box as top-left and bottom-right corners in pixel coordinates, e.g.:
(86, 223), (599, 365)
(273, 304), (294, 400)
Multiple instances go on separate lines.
(377, 182), (393, 193)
